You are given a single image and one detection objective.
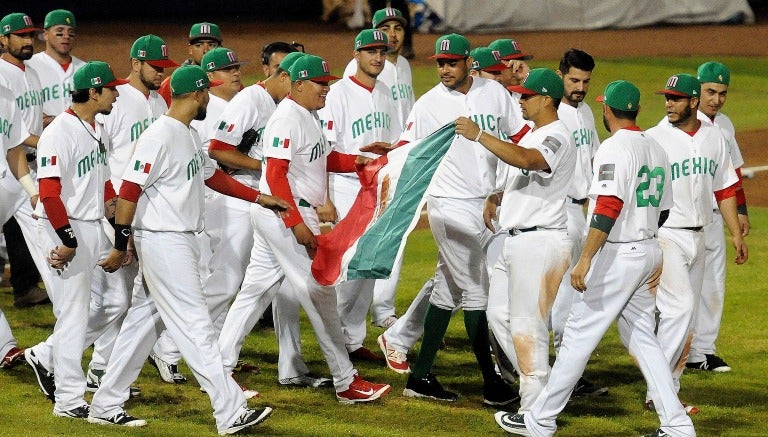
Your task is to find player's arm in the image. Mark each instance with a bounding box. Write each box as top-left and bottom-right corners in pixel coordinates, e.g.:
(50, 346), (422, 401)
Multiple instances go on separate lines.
(483, 191), (503, 232)
(715, 184), (748, 264)
(571, 195), (623, 292)
(204, 168), (290, 211)
(734, 167), (749, 236)
(6, 144), (39, 206)
(99, 182), (141, 272)
(22, 134), (39, 148)
(39, 177), (77, 269)
(316, 178), (338, 224)
(208, 138), (262, 171)
(265, 157), (318, 257)
(454, 116), (548, 170)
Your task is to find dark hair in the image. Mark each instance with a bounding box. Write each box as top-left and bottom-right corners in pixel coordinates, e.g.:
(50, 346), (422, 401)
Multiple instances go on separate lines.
(261, 41), (304, 66)
(71, 87), (103, 103)
(559, 48), (595, 73)
(610, 106), (638, 121)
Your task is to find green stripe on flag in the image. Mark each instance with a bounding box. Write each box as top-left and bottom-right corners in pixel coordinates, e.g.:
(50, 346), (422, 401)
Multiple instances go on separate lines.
(346, 123), (456, 280)
(134, 160), (141, 171)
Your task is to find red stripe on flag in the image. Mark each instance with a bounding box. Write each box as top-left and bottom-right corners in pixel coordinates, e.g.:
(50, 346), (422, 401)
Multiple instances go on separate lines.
(143, 163), (151, 173)
(283, 138), (290, 148)
(228, 124), (235, 132)
(51, 156), (57, 165)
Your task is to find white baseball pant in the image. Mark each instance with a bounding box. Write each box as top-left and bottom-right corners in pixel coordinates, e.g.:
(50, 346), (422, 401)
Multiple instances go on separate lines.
(0, 310), (17, 358)
(90, 230), (249, 433)
(217, 204), (356, 391)
(524, 240), (694, 437)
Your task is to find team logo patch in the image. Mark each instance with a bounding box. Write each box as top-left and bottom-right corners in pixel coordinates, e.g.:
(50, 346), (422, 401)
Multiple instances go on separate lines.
(138, 50), (146, 58)
(598, 163), (615, 181)
(217, 121), (235, 132)
(23, 15), (33, 26)
(355, 40), (362, 49)
(207, 61), (216, 70)
(195, 79), (204, 87)
(134, 160), (152, 173)
(491, 50), (501, 61)
(91, 77), (102, 86)
(200, 24), (211, 34)
(666, 76), (679, 88)
(40, 156), (57, 167)
(161, 44), (168, 57)
(541, 136), (562, 154)
(272, 137), (290, 148)
(322, 61), (330, 74)
(386, 8), (396, 17)
(439, 39), (450, 52)
(373, 30), (384, 42)
(227, 51), (237, 62)
(512, 41), (521, 51)
(2, 25), (10, 33)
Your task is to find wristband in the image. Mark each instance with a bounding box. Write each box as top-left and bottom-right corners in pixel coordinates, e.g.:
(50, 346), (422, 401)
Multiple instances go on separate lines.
(474, 130), (483, 142)
(114, 224), (131, 251)
(254, 191), (261, 204)
(55, 225), (78, 248)
(737, 204), (748, 216)
(18, 174), (39, 197)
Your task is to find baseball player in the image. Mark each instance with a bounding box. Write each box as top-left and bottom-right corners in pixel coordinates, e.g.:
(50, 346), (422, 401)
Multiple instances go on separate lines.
(550, 49), (605, 396)
(158, 22), (222, 105)
(215, 54), (392, 403)
(686, 61), (748, 373)
(26, 61), (131, 418)
(27, 9), (85, 124)
(260, 41), (304, 78)
(394, 34), (520, 406)
(646, 73), (746, 411)
(88, 65), (283, 433)
(318, 29), (401, 359)
(487, 38), (533, 88)
(494, 80), (695, 437)
(208, 51), (326, 387)
(456, 68), (576, 412)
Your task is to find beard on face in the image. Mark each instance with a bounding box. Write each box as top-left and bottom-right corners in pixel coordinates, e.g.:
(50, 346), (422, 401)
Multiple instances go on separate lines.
(194, 106), (207, 121)
(12, 45), (33, 61)
(602, 112), (610, 132)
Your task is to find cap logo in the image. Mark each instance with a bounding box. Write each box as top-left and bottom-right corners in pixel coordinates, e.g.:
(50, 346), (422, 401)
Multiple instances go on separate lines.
(66, 17), (71, 24)
(138, 50), (146, 58)
(91, 77), (102, 86)
(471, 61), (479, 69)
(161, 44), (168, 57)
(322, 61), (330, 74)
(666, 76), (679, 88)
(299, 70), (308, 78)
(717, 74), (723, 81)
(542, 87), (548, 92)
(512, 41), (520, 51)
(373, 30), (384, 41)
(200, 23), (211, 34)
(439, 39), (450, 52)
(627, 102), (633, 109)
(195, 79), (204, 87)
(355, 40), (362, 49)
(23, 15), (33, 26)
(227, 51), (237, 62)
(2, 25), (9, 33)
(206, 61), (216, 69)
(386, 8), (396, 17)
(491, 50), (501, 61)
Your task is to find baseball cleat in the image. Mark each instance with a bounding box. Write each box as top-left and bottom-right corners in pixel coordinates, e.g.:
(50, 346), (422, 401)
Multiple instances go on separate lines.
(148, 354), (187, 384)
(644, 399), (699, 415)
(348, 346), (384, 362)
(86, 368), (141, 398)
(377, 334), (410, 374)
(572, 376), (608, 397)
(372, 315), (398, 328)
(279, 373), (333, 388)
(641, 428), (671, 437)
(336, 374), (391, 404)
(494, 411), (531, 436)
(233, 359), (261, 374)
(483, 376), (519, 409)
(0, 346), (25, 369)
(219, 407), (272, 435)
(53, 404), (90, 419)
(25, 348), (55, 402)
(403, 372), (458, 402)
(686, 354), (731, 372)
(87, 410), (147, 427)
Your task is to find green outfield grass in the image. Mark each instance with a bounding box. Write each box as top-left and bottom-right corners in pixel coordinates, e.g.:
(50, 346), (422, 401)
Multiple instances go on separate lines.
(1, 208), (767, 436)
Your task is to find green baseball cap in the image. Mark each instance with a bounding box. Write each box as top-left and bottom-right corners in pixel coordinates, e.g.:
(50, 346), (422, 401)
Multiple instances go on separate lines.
(130, 34), (180, 68)
(73, 61), (130, 90)
(372, 8), (407, 28)
(488, 38), (533, 61)
(289, 54), (340, 82)
(470, 47), (506, 72)
(1, 13), (41, 36)
(189, 22), (222, 43)
(355, 29), (389, 51)
(202, 47), (247, 72)
(170, 65), (223, 95)
(278, 52), (306, 73)
(697, 61), (730, 85)
(596, 80), (640, 111)
(507, 68), (564, 99)
(655, 73), (699, 98)
(429, 34), (470, 60)
(44, 9), (75, 29)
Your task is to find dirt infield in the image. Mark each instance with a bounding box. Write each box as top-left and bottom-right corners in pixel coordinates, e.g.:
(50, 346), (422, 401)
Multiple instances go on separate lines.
(73, 20), (768, 205)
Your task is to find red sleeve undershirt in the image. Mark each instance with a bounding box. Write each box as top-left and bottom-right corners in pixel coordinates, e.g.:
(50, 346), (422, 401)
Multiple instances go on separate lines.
(104, 180), (117, 202)
(265, 158), (301, 228)
(593, 195), (624, 220)
(510, 124), (532, 144)
(208, 139), (237, 153)
(204, 169), (260, 202)
(119, 181), (143, 203)
(39, 178), (70, 230)
(326, 151), (357, 173)
(157, 76), (172, 107)
(714, 183), (737, 203)
(734, 168), (746, 206)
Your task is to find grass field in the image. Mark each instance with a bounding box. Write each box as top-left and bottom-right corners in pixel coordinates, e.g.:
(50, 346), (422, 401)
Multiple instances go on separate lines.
(1, 207), (767, 436)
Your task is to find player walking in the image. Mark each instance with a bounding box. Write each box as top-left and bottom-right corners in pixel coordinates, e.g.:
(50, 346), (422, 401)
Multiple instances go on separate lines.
(158, 22), (222, 105)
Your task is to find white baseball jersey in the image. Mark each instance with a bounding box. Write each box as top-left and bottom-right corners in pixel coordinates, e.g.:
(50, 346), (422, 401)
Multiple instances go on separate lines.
(36, 110), (110, 220)
(27, 52), (86, 116)
(344, 56), (414, 129)
(122, 114), (216, 232)
(97, 83), (168, 190)
(646, 120), (738, 228)
(558, 102), (600, 200)
(191, 92), (228, 153)
(588, 127), (673, 242)
(0, 86), (30, 180)
(260, 98), (332, 207)
(211, 83), (277, 189)
(497, 119), (576, 230)
(697, 110), (744, 168)
(401, 76), (523, 199)
(0, 59), (44, 136)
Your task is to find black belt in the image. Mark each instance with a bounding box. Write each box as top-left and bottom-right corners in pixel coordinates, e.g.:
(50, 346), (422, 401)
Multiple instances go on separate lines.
(508, 227), (538, 235)
(680, 226), (703, 232)
(569, 197), (587, 205)
(26, 152), (36, 162)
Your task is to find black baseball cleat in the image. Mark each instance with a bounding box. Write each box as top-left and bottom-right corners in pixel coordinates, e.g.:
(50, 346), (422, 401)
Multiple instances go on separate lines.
(494, 412), (531, 436)
(483, 377), (520, 409)
(219, 407), (273, 435)
(572, 376), (608, 397)
(686, 354), (731, 372)
(25, 348), (55, 402)
(403, 372), (458, 402)
(641, 428), (671, 437)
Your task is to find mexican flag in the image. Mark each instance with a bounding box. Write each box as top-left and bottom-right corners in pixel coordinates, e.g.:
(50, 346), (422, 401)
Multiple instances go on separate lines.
(311, 123), (456, 286)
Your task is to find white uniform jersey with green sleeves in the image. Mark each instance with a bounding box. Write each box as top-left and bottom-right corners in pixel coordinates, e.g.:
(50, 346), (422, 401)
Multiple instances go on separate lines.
(259, 98), (332, 207)
(558, 102), (600, 200)
(318, 77), (401, 158)
(0, 86), (30, 179)
(191, 93), (228, 153)
(97, 84), (168, 191)
(697, 110), (743, 167)
(121, 115), (215, 232)
(344, 56), (414, 129)
(646, 120), (737, 228)
(588, 128), (672, 242)
(0, 59), (44, 136)
(27, 53), (86, 116)
(497, 120), (576, 230)
(211, 83), (276, 189)
(401, 77), (523, 199)
(35, 111), (110, 221)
